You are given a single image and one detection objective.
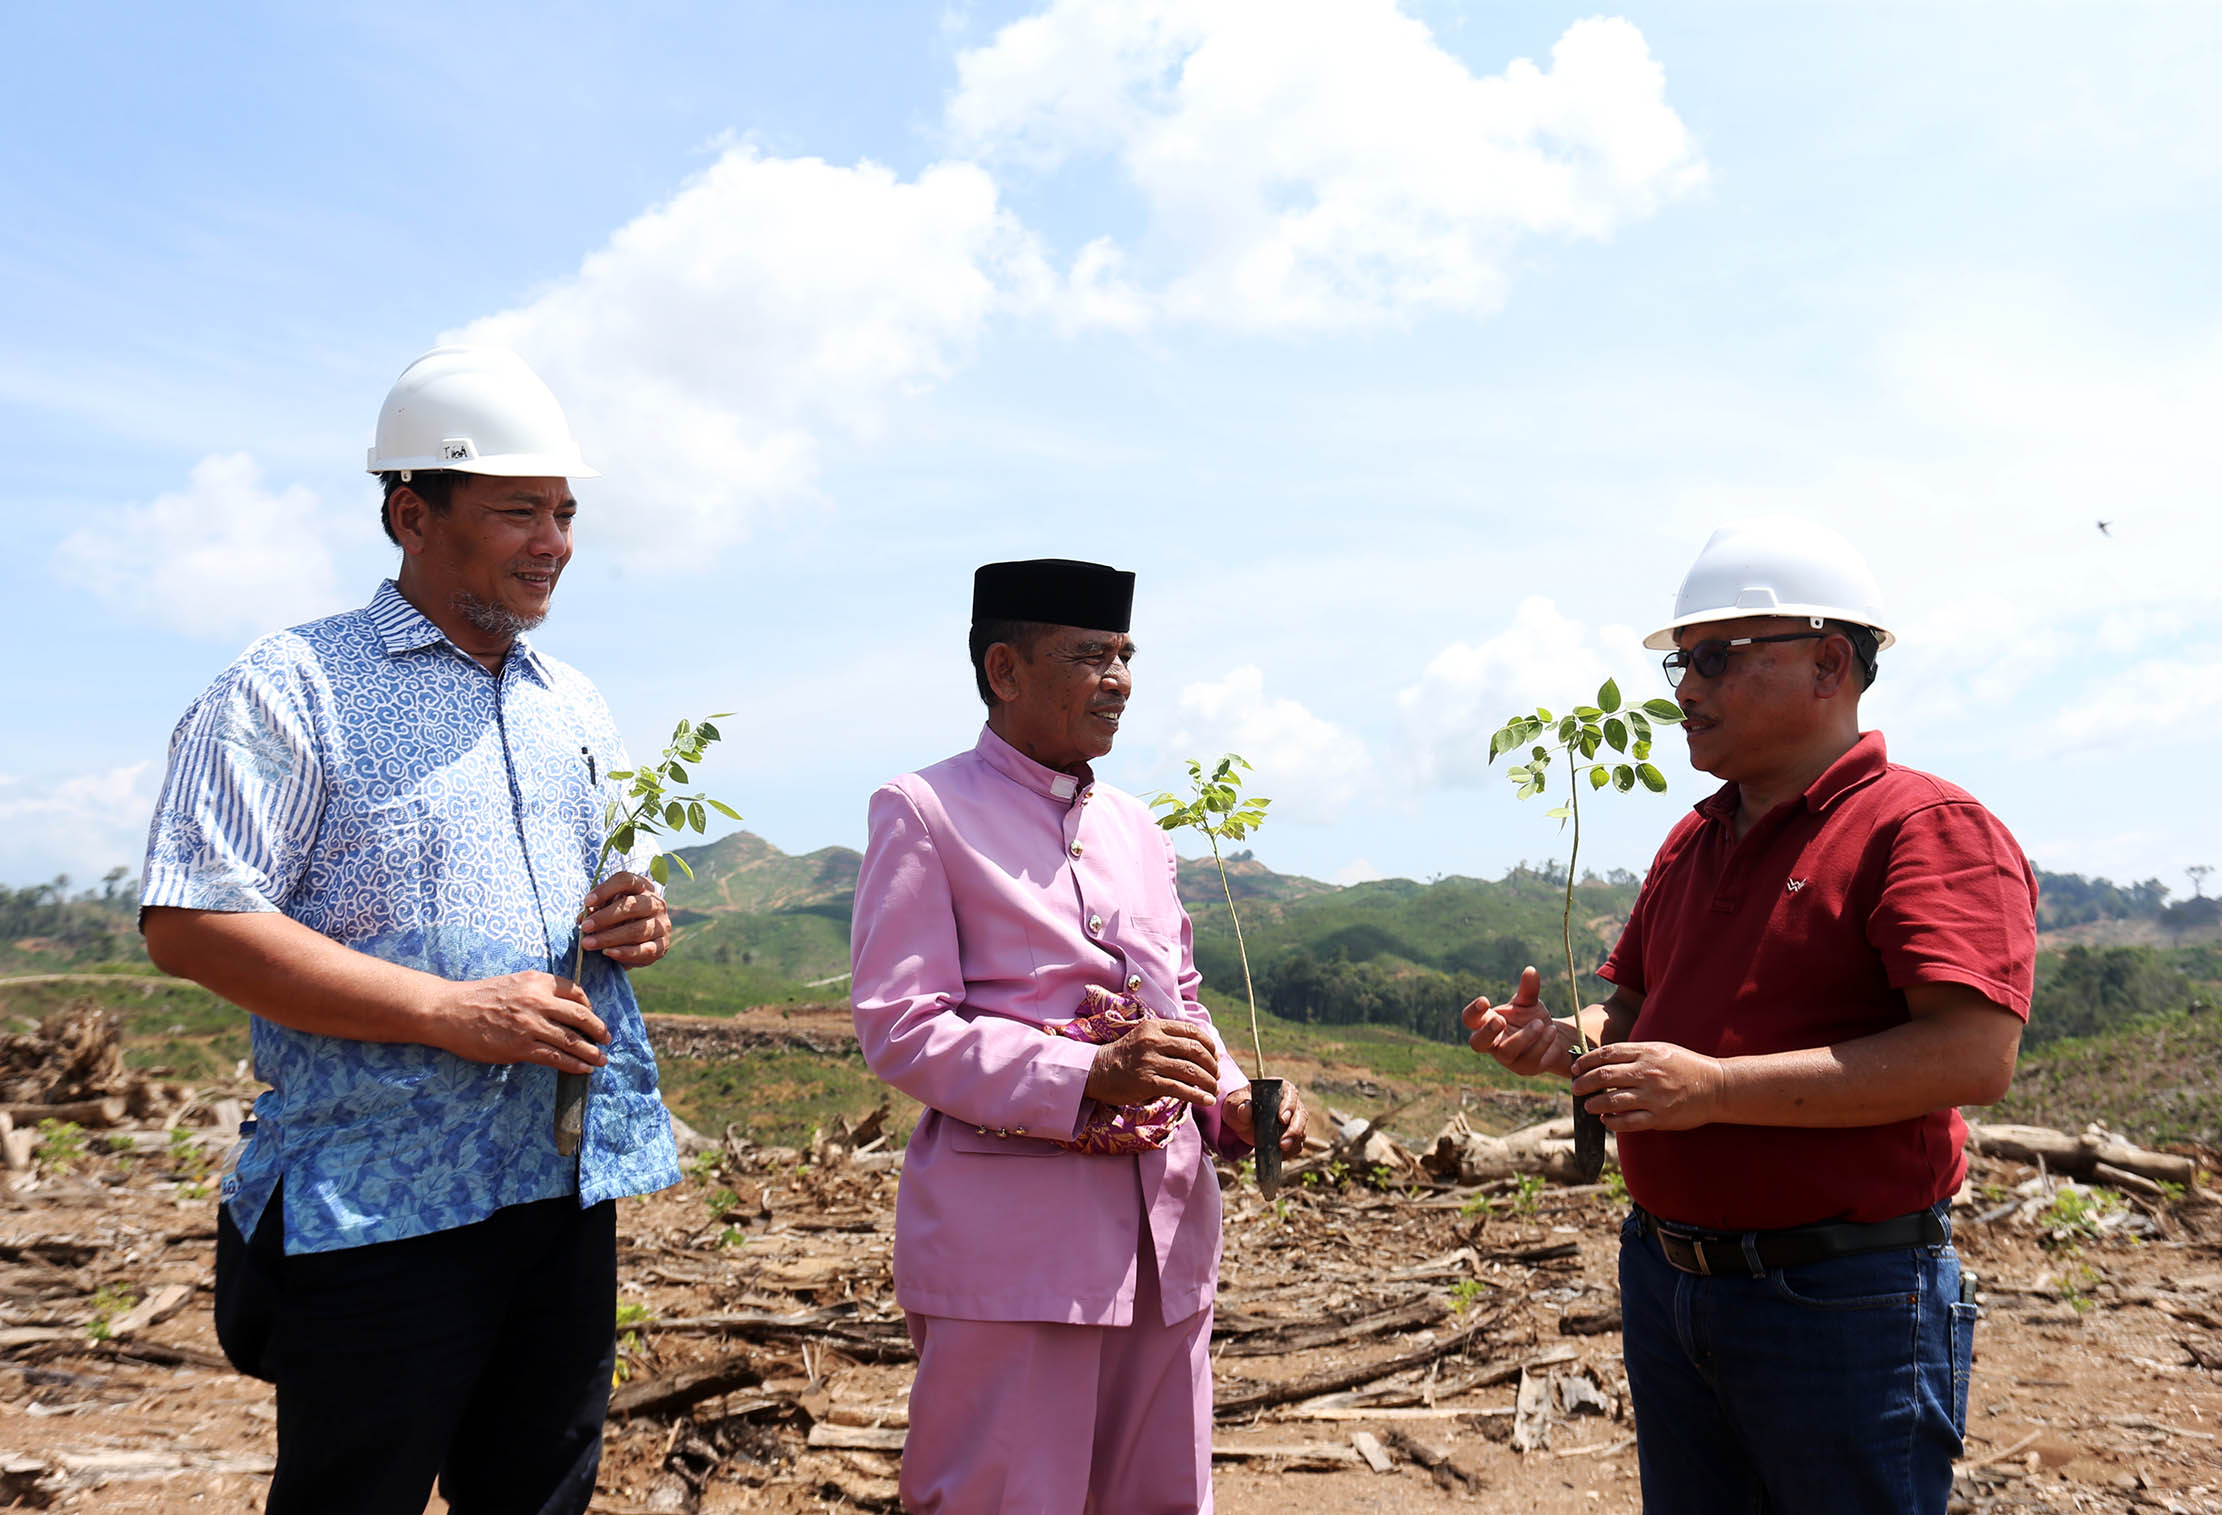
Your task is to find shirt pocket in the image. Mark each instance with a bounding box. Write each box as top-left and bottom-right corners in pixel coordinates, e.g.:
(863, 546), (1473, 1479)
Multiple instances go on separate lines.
(1118, 913), (1184, 987)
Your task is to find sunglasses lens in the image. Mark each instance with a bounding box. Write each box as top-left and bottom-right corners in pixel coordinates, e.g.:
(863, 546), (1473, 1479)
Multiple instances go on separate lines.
(1693, 642), (1731, 679)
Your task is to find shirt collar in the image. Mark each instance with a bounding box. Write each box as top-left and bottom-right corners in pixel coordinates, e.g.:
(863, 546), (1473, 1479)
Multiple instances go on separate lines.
(975, 724), (1091, 803)
(1692, 729), (1889, 825)
(364, 580), (551, 685)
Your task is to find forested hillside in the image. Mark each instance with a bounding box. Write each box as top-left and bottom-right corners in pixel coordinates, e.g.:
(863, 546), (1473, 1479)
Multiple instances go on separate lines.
(5, 844), (2217, 1058)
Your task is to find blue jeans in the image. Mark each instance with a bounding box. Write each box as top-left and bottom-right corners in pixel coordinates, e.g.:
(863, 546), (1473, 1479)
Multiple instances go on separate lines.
(1617, 1206), (1976, 1514)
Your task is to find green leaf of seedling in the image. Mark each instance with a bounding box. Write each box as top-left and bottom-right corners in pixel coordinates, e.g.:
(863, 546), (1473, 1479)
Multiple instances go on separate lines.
(1590, 764), (1610, 789)
(1604, 718), (1627, 752)
(1544, 805), (1570, 820)
(1637, 762), (1668, 793)
(707, 798), (741, 820)
(1507, 765), (1530, 785)
(1535, 707), (1554, 724)
(668, 851), (694, 880)
(666, 762), (688, 784)
(1557, 715), (1578, 745)
(649, 853), (669, 885)
(611, 824), (636, 855)
(1574, 705), (1601, 719)
(1642, 698), (1683, 720)
(1615, 765), (1636, 792)
(1531, 746), (1549, 764)
(1579, 728), (1601, 758)
(664, 801), (686, 829)
(606, 769), (633, 783)
(1599, 678), (1621, 713)
(689, 801), (706, 832)
(1634, 739), (1652, 761)
(1628, 711), (1651, 742)
(699, 723), (721, 741)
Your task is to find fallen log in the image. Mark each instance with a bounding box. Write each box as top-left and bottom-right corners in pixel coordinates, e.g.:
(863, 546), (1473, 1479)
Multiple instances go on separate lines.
(2, 1097), (126, 1129)
(1966, 1123), (2199, 1189)
(1214, 1313), (1504, 1419)
(1421, 1114), (1617, 1186)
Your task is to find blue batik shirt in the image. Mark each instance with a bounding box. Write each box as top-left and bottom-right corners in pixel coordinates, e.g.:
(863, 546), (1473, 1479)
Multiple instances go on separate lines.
(142, 580), (683, 1254)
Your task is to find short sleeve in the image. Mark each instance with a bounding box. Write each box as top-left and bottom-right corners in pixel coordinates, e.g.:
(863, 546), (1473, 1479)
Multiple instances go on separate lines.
(140, 646), (327, 917)
(1869, 801), (2038, 1019)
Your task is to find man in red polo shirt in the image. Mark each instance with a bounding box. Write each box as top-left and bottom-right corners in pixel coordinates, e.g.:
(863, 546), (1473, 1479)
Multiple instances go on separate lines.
(1465, 518), (2036, 1514)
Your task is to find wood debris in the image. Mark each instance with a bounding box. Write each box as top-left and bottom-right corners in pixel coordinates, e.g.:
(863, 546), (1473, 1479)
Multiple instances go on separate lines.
(0, 1038), (2217, 1515)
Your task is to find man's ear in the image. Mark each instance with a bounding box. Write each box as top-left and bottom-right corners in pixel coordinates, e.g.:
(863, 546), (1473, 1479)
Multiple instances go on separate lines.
(1812, 633), (1857, 699)
(387, 487), (431, 557)
(984, 641), (1026, 705)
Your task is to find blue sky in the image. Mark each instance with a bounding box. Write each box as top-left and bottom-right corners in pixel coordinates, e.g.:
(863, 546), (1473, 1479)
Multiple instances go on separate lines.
(6, 2), (2219, 899)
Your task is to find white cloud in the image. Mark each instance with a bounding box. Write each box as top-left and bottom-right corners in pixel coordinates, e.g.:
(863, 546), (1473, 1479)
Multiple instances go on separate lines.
(51, 453), (345, 641)
(451, 146), (1052, 565)
(0, 764), (157, 890)
(2043, 653), (2222, 758)
(1398, 596), (1656, 790)
(1165, 666), (1373, 822)
(951, 4), (1705, 328)
(1333, 857), (1385, 886)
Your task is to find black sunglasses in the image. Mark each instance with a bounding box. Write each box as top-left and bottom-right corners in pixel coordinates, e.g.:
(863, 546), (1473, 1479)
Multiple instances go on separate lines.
(1661, 631), (1826, 688)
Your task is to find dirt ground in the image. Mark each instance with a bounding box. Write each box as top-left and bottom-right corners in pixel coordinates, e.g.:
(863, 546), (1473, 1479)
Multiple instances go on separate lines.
(4, 1111), (2221, 1515)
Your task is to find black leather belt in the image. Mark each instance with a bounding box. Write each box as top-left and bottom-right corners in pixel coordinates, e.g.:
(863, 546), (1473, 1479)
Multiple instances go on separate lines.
(1637, 1206), (1946, 1277)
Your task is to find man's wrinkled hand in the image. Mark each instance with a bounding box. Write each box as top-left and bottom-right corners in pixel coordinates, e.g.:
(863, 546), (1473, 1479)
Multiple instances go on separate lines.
(1222, 1082), (1310, 1155)
(1462, 966), (1578, 1078)
(1572, 1041), (1727, 1131)
(1085, 1020), (1221, 1108)
(580, 872), (671, 968)
(435, 972), (609, 1074)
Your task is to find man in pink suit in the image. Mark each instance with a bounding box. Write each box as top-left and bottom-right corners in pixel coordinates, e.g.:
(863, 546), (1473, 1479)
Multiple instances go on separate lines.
(850, 558), (1309, 1514)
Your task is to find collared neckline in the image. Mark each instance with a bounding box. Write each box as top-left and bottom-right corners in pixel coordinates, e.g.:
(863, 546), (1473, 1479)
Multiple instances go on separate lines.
(974, 724), (1092, 803)
(364, 579), (551, 685)
(1693, 729), (1890, 826)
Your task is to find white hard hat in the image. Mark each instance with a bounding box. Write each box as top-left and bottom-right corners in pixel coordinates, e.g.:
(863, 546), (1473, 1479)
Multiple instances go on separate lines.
(1643, 516), (1894, 651)
(365, 346), (600, 479)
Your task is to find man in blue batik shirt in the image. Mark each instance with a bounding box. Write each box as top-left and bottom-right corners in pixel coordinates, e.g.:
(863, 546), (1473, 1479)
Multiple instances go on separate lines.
(140, 347), (683, 1515)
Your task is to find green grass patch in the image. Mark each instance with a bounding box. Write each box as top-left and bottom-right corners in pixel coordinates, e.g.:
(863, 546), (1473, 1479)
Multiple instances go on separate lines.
(1991, 1007), (2222, 1151)
(634, 958), (828, 1017)
(657, 1048), (919, 1149)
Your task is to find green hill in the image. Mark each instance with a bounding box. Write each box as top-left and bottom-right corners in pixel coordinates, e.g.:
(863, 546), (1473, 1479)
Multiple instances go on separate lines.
(663, 830), (859, 915)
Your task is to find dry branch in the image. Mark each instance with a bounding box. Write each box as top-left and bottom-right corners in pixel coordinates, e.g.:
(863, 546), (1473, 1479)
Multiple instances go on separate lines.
(608, 1351), (764, 1418)
(1213, 1314), (1504, 1419)
(1216, 1297), (1448, 1358)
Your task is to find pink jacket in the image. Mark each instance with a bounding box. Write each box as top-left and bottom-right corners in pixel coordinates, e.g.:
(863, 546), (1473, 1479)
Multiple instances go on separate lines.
(850, 727), (1251, 1325)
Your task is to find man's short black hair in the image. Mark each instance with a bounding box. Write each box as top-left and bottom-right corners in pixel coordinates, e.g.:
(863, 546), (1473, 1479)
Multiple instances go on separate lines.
(377, 470), (465, 546)
(968, 619), (1054, 707)
(1827, 619), (1881, 690)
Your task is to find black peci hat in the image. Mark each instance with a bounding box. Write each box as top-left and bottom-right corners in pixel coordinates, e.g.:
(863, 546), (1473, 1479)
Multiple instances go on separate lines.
(971, 559), (1135, 633)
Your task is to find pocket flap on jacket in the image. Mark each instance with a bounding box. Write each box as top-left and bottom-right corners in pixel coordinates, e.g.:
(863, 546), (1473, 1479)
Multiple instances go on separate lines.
(945, 1122), (1067, 1158)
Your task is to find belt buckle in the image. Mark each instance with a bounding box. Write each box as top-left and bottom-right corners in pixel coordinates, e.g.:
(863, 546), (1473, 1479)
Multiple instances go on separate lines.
(1658, 1226), (1712, 1276)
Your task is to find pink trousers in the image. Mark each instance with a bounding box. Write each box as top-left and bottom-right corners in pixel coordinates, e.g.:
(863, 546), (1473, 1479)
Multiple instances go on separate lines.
(900, 1251), (1214, 1515)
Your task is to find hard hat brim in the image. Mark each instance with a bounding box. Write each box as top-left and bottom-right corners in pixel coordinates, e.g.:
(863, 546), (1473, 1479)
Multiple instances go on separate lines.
(1642, 608), (1896, 652)
(364, 451), (601, 480)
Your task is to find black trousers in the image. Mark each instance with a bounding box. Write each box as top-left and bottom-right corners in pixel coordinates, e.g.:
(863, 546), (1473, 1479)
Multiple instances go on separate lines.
(217, 1188), (617, 1515)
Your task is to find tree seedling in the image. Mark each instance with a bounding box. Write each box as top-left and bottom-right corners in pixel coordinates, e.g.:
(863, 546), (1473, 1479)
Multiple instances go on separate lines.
(1487, 678), (1685, 1180)
(554, 713), (741, 1156)
(1151, 755), (1283, 1191)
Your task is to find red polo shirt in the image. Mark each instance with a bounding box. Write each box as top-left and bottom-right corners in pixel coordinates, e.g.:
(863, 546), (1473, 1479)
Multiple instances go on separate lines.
(1600, 731), (2037, 1231)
